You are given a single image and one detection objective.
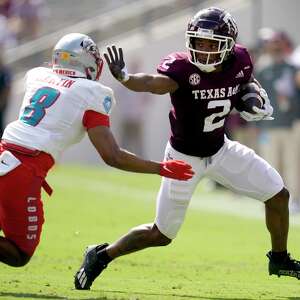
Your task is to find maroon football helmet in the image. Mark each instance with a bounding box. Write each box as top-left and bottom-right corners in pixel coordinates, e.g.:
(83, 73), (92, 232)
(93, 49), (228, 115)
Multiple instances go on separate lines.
(186, 7), (238, 72)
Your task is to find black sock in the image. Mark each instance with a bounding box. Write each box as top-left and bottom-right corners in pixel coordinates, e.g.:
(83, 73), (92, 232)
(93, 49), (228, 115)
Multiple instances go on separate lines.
(96, 248), (113, 265)
(271, 250), (288, 262)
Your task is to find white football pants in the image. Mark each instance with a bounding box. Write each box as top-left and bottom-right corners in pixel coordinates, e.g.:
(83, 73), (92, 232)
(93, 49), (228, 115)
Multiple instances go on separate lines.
(155, 137), (284, 239)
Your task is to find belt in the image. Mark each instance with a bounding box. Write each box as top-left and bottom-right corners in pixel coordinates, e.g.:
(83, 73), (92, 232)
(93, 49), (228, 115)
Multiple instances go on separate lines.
(1, 140), (53, 196)
(42, 180), (53, 196)
(1, 140), (41, 156)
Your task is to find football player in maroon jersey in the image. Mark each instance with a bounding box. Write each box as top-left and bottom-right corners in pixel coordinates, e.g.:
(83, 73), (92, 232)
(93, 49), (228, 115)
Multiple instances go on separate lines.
(74, 7), (300, 290)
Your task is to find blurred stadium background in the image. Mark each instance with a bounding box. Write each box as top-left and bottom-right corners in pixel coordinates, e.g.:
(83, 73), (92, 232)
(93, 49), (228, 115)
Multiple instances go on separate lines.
(2, 0), (300, 164)
(2, 1), (300, 298)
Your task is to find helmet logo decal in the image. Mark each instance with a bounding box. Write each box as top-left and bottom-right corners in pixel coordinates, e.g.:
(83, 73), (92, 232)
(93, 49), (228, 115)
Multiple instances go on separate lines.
(103, 96), (112, 113)
(223, 13), (238, 36)
(59, 52), (70, 61)
(189, 73), (201, 86)
(81, 38), (100, 60)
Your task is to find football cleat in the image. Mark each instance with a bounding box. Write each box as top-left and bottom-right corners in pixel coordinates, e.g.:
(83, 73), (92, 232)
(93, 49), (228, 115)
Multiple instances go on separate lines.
(267, 251), (300, 279)
(74, 243), (109, 290)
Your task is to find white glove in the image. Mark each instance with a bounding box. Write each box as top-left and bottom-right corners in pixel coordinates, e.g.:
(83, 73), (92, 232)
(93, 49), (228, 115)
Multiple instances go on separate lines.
(240, 88), (274, 122)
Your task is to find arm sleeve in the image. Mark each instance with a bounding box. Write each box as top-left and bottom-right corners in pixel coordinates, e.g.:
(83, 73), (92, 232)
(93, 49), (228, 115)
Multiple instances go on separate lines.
(88, 84), (116, 115)
(82, 110), (110, 129)
(83, 84), (115, 129)
(157, 53), (183, 85)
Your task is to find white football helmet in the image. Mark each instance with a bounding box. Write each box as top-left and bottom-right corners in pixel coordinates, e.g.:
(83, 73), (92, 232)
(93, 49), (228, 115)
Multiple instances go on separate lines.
(52, 33), (103, 81)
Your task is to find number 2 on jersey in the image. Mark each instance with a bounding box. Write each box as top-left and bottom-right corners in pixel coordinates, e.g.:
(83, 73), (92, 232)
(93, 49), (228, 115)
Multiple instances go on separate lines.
(21, 87), (60, 126)
(161, 55), (176, 70)
(203, 100), (231, 132)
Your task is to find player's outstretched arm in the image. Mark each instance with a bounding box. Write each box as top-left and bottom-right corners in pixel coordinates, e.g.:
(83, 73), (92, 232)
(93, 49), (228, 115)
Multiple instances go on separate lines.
(104, 45), (178, 94)
(88, 125), (194, 180)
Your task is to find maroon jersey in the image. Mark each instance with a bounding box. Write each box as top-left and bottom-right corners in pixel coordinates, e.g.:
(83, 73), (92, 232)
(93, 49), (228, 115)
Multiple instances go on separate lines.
(157, 44), (253, 157)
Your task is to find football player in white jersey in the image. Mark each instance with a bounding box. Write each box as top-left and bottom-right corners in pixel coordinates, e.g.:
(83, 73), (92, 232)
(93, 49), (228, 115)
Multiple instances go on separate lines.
(0, 33), (194, 268)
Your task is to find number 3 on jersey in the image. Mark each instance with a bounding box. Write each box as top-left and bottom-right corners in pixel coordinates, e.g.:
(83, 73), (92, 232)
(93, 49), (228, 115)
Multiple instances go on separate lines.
(21, 87), (60, 126)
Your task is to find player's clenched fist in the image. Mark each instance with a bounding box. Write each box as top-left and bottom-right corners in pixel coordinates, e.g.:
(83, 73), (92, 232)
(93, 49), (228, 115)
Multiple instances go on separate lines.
(104, 45), (129, 82)
(159, 160), (194, 180)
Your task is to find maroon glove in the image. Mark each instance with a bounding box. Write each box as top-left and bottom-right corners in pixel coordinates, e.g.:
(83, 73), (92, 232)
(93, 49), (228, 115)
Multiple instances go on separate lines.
(159, 160), (194, 180)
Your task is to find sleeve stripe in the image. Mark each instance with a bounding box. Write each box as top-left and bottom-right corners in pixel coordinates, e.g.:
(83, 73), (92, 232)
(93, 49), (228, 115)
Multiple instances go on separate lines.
(82, 110), (110, 129)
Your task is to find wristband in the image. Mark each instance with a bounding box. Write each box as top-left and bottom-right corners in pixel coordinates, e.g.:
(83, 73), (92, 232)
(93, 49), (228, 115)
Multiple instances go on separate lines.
(120, 67), (130, 82)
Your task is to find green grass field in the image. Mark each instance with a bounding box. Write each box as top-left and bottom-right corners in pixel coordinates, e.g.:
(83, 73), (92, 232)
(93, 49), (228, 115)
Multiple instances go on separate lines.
(1, 165), (300, 300)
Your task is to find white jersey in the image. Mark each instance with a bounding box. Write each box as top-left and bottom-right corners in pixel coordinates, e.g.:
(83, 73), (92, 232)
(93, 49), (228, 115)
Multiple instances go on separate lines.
(3, 67), (115, 160)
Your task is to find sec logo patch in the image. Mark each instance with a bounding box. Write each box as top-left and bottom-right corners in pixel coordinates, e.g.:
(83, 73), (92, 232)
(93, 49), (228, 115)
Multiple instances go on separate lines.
(189, 73), (201, 86)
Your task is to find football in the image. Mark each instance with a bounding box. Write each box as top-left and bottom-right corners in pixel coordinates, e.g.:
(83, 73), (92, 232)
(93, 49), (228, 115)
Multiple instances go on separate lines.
(236, 82), (264, 114)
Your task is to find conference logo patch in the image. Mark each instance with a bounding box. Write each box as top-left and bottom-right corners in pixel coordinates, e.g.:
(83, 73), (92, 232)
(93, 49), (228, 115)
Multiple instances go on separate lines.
(103, 96), (112, 113)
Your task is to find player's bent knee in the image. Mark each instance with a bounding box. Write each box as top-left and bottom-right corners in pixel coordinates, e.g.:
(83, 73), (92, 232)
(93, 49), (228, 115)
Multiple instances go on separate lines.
(15, 256), (31, 267)
(13, 250), (32, 267)
(272, 187), (289, 202)
(152, 224), (172, 246)
(7, 253), (31, 267)
(279, 187), (290, 202)
(265, 187), (289, 211)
